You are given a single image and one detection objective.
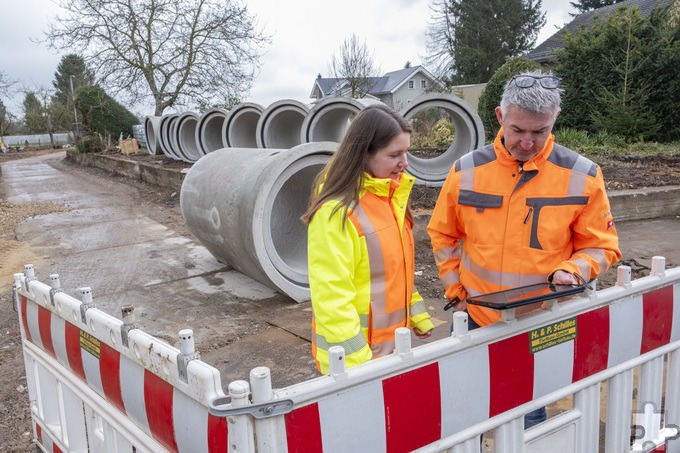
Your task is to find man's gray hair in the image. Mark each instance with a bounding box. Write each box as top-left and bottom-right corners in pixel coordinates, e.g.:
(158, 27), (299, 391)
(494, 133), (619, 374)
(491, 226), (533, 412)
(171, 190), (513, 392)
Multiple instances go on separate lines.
(500, 70), (563, 119)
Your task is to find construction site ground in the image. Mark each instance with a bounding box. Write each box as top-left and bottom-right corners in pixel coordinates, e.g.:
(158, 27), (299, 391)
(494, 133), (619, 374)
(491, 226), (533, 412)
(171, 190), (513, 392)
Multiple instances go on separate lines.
(1, 148), (679, 452)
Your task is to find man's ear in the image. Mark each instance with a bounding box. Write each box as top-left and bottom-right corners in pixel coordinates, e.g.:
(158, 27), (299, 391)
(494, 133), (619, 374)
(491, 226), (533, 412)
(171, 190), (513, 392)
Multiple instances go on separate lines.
(495, 106), (503, 126)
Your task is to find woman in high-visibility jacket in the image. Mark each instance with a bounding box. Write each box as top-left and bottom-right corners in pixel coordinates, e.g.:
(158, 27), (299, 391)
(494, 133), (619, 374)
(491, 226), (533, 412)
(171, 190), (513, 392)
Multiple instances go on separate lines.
(302, 104), (434, 375)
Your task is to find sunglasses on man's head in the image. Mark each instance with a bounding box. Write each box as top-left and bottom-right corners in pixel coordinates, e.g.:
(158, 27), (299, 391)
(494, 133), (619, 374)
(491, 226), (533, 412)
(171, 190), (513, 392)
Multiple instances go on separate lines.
(511, 75), (561, 89)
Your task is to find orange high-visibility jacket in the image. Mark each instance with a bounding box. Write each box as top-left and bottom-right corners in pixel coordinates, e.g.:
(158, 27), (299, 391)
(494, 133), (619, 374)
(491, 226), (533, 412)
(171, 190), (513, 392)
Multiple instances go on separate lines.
(427, 130), (621, 327)
(308, 172), (434, 374)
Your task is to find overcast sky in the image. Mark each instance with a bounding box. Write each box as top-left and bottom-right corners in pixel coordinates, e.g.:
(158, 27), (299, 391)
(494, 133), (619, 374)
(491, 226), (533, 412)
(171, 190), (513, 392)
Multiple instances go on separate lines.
(1, 0), (574, 116)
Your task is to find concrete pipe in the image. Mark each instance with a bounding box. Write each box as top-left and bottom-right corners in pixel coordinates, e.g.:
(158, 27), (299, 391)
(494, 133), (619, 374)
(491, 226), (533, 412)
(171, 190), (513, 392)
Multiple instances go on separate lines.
(144, 116), (162, 155)
(301, 97), (384, 144)
(159, 113), (181, 160)
(401, 93), (485, 186)
(176, 112), (202, 163)
(222, 102), (264, 148)
(180, 141), (337, 302)
(196, 108), (229, 155)
(256, 99), (310, 149)
(168, 115), (186, 161)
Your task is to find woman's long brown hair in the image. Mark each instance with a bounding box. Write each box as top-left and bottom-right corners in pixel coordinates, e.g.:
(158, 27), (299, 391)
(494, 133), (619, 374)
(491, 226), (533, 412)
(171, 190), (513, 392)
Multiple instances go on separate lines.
(301, 104), (414, 227)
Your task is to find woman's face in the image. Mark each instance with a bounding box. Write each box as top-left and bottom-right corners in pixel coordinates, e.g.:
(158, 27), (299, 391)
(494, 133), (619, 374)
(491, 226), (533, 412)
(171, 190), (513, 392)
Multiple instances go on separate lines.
(366, 131), (410, 181)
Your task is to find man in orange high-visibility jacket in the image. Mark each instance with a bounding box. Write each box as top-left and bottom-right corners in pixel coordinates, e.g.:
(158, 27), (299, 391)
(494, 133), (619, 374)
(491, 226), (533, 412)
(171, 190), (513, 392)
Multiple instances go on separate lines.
(427, 70), (621, 427)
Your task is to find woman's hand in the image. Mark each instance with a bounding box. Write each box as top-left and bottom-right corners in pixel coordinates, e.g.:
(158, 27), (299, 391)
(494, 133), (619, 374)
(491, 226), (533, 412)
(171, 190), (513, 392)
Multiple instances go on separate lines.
(413, 327), (433, 339)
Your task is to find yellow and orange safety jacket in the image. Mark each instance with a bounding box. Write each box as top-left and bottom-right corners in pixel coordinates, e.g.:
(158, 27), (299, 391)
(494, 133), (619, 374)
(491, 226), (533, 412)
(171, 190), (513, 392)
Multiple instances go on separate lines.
(308, 172), (434, 374)
(427, 129), (621, 326)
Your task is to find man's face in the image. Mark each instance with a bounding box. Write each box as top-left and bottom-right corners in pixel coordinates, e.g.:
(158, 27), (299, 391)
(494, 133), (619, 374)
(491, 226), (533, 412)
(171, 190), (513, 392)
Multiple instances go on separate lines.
(495, 105), (557, 162)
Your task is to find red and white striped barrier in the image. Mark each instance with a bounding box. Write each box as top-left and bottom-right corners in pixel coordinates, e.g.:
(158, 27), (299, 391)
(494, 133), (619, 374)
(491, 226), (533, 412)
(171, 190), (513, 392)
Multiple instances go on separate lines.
(16, 266), (229, 453)
(210, 258), (680, 452)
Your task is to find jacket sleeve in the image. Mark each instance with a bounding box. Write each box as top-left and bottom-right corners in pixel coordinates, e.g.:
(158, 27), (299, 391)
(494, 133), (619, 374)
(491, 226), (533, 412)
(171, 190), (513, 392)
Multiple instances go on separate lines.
(308, 204), (372, 374)
(426, 170), (469, 303)
(410, 289), (435, 333)
(551, 166), (622, 281)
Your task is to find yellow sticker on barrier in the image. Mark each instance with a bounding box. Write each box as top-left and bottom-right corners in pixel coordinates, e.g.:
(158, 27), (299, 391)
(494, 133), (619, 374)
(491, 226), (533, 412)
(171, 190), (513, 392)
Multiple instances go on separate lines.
(530, 317), (577, 354)
(80, 330), (101, 359)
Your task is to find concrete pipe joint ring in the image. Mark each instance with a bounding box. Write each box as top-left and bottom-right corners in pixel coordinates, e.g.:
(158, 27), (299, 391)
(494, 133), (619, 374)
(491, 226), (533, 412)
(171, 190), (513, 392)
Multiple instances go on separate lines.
(256, 99), (310, 149)
(222, 102), (264, 148)
(144, 115), (162, 156)
(158, 113), (181, 160)
(175, 112), (202, 163)
(180, 141), (338, 302)
(400, 93), (485, 187)
(301, 97), (385, 144)
(196, 108), (230, 156)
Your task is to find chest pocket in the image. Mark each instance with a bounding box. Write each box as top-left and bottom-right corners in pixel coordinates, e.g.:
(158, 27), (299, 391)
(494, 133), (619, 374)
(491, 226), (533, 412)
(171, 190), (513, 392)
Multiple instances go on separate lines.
(526, 196), (588, 250)
(458, 190), (503, 212)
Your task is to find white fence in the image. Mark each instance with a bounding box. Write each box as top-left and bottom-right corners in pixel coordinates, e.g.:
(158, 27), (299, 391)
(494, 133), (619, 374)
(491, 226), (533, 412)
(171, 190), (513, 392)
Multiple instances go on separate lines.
(15, 258), (680, 452)
(2, 133), (73, 147)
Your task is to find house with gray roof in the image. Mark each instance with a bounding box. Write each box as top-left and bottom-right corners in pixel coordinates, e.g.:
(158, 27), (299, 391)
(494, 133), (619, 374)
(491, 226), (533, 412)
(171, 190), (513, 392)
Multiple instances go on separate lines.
(310, 65), (445, 110)
(525, 0), (677, 64)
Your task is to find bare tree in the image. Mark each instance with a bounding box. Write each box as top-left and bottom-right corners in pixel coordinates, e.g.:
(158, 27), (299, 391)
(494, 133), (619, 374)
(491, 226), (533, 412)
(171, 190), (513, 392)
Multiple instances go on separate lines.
(327, 34), (381, 98)
(0, 71), (18, 98)
(42, 0), (270, 116)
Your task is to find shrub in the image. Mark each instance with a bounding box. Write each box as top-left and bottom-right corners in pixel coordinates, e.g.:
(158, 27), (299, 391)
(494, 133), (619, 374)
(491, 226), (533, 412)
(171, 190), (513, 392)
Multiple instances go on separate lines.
(74, 85), (139, 142)
(77, 135), (105, 153)
(477, 57), (541, 142)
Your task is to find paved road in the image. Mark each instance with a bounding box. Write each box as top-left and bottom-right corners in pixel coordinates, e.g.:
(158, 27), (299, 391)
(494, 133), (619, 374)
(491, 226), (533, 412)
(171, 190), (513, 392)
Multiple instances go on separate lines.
(3, 151), (680, 390)
(1, 152), (318, 388)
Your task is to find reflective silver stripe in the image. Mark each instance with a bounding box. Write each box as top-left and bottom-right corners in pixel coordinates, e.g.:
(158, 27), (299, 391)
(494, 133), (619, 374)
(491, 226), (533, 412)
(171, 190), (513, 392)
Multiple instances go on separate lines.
(439, 270), (460, 288)
(435, 245), (462, 265)
(459, 152), (476, 170)
(577, 247), (608, 275)
(372, 339), (396, 358)
(410, 299), (428, 317)
(359, 313), (369, 329)
(459, 153), (475, 190)
(572, 257), (592, 280)
(567, 171), (587, 197)
(373, 309), (406, 330)
(353, 204), (387, 318)
(461, 249), (548, 287)
(315, 328), (368, 355)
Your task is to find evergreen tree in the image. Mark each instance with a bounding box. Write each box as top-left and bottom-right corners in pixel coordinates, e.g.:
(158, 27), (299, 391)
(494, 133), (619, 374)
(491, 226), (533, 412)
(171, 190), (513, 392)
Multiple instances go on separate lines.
(23, 92), (44, 133)
(425, 0), (545, 85)
(52, 54), (94, 106)
(569, 0), (626, 16)
(556, 3), (680, 142)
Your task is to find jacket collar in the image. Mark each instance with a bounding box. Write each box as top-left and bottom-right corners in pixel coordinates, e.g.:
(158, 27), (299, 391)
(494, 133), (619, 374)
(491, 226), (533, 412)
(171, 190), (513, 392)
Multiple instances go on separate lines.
(363, 172), (415, 199)
(493, 127), (555, 172)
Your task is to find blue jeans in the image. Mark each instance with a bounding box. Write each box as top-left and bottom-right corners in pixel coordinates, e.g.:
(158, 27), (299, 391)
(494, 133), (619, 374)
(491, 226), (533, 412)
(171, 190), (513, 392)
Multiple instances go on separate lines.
(451, 310), (547, 429)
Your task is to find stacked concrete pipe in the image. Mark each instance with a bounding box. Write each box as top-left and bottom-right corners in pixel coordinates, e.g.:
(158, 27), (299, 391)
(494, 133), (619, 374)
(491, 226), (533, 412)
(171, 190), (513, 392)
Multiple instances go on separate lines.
(223, 102), (264, 148)
(256, 99), (310, 149)
(180, 142), (337, 302)
(176, 112), (202, 163)
(159, 113), (180, 160)
(401, 93), (484, 186)
(144, 116), (162, 155)
(301, 97), (384, 143)
(167, 115), (184, 160)
(196, 108), (229, 155)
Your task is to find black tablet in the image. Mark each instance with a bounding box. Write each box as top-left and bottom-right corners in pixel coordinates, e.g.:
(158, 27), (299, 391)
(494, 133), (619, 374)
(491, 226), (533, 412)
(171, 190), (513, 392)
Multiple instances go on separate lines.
(466, 283), (586, 310)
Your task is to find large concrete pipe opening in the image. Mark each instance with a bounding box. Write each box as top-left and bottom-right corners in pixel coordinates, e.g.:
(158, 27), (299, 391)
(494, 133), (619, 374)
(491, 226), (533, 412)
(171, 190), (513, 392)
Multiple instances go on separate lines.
(223, 102), (264, 148)
(256, 100), (309, 149)
(159, 113), (180, 160)
(401, 93), (485, 186)
(196, 108), (229, 155)
(180, 142), (337, 302)
(301, 97), (384, 143)
(144, 116), (162, 155)
(176, 112), (202, 163)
